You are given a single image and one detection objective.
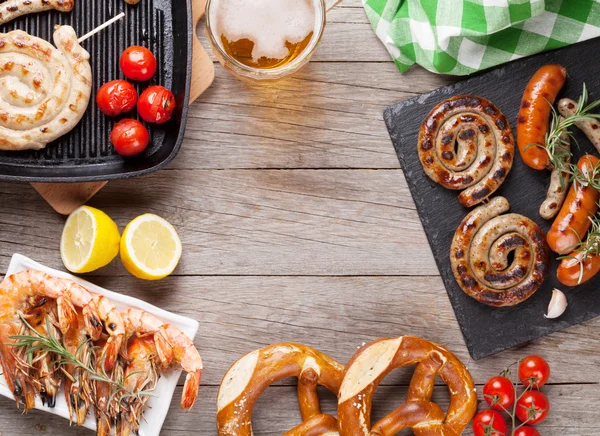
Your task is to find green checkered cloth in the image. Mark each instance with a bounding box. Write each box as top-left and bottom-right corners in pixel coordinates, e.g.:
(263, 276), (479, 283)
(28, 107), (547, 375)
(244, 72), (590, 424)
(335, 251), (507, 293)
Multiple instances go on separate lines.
(363, 0), (600, 75)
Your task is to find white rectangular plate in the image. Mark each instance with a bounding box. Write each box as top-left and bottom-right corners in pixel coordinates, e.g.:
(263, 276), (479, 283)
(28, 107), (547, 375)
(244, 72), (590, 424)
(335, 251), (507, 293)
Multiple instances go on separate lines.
(0, 254), (200, 436)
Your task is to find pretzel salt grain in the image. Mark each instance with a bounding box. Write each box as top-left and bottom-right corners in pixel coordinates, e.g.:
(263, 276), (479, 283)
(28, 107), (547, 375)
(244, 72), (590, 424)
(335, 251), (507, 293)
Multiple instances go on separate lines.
(338, 336), (476, 436)
(217, 343), (344, 436)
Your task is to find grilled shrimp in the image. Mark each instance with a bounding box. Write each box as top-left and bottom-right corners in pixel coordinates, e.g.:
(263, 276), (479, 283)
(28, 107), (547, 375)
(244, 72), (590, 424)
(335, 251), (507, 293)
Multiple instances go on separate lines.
(63, 313), (94, 425)
(61, 280), (125, 371)
(93, 338), (124, 436)
(121, 309), (203, 409)
(118, 336), (160, 436)
(20, 301), (63, 407)
(0, 270), (79, 409)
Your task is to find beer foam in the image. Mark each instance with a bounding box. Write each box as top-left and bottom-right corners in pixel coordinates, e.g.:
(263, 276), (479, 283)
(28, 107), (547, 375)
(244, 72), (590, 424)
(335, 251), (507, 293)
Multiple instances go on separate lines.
(212, 0), (317, 62)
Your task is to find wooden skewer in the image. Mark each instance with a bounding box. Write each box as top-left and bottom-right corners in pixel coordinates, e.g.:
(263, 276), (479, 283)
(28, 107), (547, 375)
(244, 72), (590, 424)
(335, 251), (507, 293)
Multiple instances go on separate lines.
(78, 12), (126, 43)
(326, 0), (343, 12)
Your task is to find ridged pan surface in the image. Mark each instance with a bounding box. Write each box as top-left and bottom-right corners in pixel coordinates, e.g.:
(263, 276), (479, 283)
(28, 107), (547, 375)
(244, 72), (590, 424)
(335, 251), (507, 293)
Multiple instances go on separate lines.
(0, 0), (191, 182)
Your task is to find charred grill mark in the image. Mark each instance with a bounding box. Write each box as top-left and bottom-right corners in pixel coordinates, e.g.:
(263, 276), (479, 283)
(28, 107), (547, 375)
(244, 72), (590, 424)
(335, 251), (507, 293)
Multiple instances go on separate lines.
(458, 128), (475, 140)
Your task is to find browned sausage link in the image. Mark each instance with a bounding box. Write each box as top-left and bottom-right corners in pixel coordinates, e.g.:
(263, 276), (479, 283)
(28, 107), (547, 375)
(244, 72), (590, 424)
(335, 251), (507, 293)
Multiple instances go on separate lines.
(0, 0), (74, 25)
(558, 98), (600, 154)
(417, 95), (514, 208)
(450, 197), (550, 307)
(540, 120), (571, 220)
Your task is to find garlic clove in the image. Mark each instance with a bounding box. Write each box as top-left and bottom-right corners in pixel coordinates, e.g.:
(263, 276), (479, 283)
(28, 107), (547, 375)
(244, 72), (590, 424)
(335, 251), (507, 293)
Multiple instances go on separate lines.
(545, 288), (568, 319)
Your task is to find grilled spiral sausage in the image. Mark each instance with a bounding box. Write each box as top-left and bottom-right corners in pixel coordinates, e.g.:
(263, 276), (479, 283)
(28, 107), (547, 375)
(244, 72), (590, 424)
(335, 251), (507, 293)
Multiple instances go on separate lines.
(418, 95), (514, 208)
(0, 26), (92, 151)
(0, 0), (74, 26)
(450, 197), (550, 307)
(517, 64), (567, 170)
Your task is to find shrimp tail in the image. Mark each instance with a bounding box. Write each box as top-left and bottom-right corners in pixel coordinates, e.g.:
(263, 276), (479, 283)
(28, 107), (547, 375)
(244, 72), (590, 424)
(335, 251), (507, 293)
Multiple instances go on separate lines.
(181, 369), (201, 409)
(95, 411), (112, 436)
(101, 334), (123, 372)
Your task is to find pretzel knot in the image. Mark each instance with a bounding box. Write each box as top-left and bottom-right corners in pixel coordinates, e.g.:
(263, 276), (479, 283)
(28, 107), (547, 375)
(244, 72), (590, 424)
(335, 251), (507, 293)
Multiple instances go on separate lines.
(217, 343), (344, 436)
(338, 336), (477, 436)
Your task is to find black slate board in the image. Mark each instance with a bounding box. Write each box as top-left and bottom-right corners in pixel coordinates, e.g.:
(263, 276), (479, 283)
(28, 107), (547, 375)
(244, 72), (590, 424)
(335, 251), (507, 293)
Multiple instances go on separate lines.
(384, 38), (600, 360)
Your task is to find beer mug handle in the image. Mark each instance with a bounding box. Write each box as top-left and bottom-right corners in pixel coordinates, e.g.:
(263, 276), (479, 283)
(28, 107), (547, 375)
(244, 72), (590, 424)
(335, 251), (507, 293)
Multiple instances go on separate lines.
(325, 0), (343, 12)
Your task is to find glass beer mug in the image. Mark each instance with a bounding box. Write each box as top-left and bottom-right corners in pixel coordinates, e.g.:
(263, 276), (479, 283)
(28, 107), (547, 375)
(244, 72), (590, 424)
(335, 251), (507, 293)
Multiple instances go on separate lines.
(206, 0), (335, 83)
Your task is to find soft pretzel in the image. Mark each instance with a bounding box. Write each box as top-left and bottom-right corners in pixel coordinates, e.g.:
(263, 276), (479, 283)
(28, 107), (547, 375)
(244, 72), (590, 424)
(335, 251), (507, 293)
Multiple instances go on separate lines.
(338, 336), (476, 436)
(418, 95), (514, 207)
(217, 343), (344, 436)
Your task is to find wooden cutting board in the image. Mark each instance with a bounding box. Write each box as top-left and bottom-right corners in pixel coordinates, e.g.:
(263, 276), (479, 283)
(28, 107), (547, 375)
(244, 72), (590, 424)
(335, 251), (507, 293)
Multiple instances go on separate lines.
(385, 38), (600, 360)
(32, 0), (215, 215)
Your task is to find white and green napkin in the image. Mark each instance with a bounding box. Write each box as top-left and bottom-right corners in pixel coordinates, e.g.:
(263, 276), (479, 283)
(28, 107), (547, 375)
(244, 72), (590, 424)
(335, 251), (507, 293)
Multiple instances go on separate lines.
(363, 0), (600, 75)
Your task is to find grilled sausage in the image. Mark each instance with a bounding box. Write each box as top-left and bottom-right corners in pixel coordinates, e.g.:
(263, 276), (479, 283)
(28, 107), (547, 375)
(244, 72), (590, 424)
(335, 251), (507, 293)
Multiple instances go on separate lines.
(540, 121), (571, 219)
(547, 155), (600, 254)
(517, 65), (567, 170)
(557, 250), (600, 287)
(450, 197), (549, 307)
(0, 26), (92, 151)
(418, 95), (514, 208)
(0, 0), (74, 25)
(558, 98), (600, 154)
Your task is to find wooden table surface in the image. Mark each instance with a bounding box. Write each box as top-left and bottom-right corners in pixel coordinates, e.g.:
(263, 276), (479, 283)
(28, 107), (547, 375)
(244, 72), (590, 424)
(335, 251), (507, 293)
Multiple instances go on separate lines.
(0, 1), (598, 435)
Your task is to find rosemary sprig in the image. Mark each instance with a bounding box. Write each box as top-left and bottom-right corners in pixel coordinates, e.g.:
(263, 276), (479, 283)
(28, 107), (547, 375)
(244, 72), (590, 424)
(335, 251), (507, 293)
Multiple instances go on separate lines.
(526, 83), (600, 187)
(9, 314), (154, 407)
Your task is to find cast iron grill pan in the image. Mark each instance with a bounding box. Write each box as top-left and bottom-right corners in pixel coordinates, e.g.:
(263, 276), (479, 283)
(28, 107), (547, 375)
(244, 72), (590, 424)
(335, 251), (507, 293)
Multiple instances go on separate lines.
(0, 0), (191, 182)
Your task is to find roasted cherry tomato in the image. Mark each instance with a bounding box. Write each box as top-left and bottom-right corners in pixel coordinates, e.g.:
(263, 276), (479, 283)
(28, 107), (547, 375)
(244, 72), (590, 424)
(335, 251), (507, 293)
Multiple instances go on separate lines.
(137, 86), (176, 124)
(516, 390), (550, 425)
(519, 355), (550, 388)
(483, 376), (515, 410)
(110, 119), (150, 156)
(514, 427), (541, 436)
(120, 46), (157, 81)
(472, 410), (507, 436)
(96, 80), (137, 117)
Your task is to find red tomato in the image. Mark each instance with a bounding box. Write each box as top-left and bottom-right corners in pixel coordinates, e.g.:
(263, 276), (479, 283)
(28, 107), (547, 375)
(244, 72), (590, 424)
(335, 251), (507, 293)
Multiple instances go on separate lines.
(483, 376), (515, 411)
(96, 80), (137, 117)
(120, 46), (157, 81)
(514, 427), (541, 436)
(472, 410), (507, 436)
(110, 119), (150, 156)
(137, 86), (176, 124)
(516, 390), (550, 425)
(519, 356), (550, 388)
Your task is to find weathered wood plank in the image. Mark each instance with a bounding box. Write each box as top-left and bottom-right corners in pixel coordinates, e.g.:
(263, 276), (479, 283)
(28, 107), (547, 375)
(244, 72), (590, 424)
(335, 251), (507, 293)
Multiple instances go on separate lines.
(0, 384), (596, 435)
(179, 64), (453, 170)
(0, 169), (437, 276)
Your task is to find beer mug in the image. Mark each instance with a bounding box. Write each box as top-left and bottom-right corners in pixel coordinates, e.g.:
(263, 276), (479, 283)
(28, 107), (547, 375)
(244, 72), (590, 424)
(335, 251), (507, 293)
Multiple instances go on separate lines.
(206, 0), (336, 83)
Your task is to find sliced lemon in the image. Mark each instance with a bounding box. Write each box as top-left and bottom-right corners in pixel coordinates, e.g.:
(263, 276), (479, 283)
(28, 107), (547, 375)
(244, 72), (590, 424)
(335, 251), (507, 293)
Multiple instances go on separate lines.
(60, 206), (121, 273)
(120, 214), (182, 280)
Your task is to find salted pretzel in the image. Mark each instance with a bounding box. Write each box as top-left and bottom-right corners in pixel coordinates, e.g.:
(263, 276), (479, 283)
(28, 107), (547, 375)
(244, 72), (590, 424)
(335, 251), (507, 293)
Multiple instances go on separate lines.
(338, 336), (477, 436)
(217, 343), (344, 436)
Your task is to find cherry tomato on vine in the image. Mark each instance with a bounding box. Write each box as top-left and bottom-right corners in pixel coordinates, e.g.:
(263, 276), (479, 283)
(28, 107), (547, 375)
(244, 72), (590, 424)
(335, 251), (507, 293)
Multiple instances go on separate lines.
(96, 80), (138, 117)
(483, 376), (515, 410)
(514, 427), (541, 436)
(516, 390), (550, 425)
(137, 86), (176, 124)
(110, 119), (150, 156)
(472, 410), (507, 436)
(519, 356), (550, 388)
(120, 46), (157, 81)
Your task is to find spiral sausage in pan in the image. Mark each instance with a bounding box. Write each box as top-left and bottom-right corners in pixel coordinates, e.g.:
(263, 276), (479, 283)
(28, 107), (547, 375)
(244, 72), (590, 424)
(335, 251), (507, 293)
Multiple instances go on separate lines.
(418, 96), (514, 208)
(450, 197), (550, 307)
(0, 0), (74, 26)
(0, 26), (92, 151)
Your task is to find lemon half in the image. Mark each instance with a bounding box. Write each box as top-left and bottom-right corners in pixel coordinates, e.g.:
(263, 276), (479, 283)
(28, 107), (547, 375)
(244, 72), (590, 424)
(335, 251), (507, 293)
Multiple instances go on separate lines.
(120, 214), (182, 280)
(60, 206), (121, 273)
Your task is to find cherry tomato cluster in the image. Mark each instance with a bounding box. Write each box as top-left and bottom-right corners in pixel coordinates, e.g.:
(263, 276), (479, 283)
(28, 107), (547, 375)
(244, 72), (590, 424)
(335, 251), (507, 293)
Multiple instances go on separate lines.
(473, 356), (551, 436)
(96, 46), (176, 157)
